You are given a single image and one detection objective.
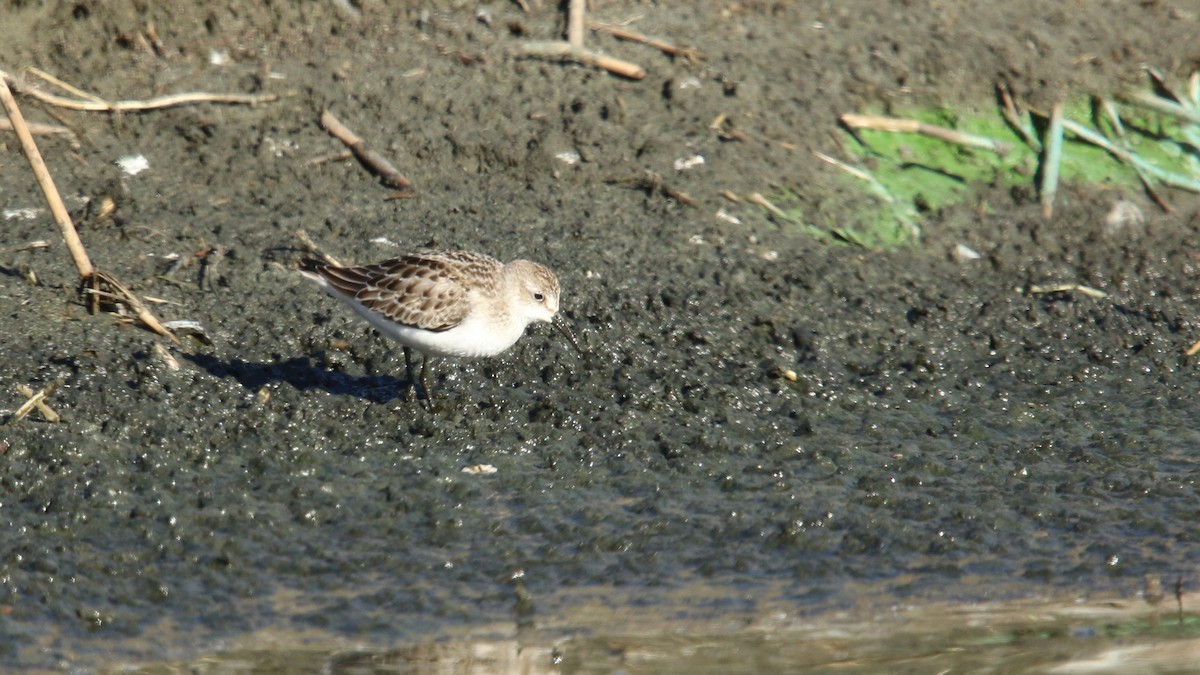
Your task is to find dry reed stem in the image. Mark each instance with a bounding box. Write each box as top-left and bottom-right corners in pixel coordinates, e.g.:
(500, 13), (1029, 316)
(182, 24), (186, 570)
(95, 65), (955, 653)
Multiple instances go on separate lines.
(567, 0), (585, 47)
(840, 113), (1011, 155)
(520, 0), (646, 80)
(0, 76), (93, 278)
(0, 118), (74, 137)
(1, 68), (278, 112)
(521, 41), (646, 80)
(2, 75), (178, 343)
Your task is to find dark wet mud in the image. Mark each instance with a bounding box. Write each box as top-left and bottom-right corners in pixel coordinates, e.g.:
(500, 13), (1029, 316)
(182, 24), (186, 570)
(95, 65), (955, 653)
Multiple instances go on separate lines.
(2, 0), (1200, 670)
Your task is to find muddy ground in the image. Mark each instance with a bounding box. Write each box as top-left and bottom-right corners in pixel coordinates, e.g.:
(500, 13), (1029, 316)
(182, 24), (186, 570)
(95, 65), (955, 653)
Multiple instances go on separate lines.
(2, 0), (1200, 670)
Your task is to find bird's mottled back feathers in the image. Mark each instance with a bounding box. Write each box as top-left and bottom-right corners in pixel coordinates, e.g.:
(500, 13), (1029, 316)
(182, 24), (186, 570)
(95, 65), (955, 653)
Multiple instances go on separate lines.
(301, 251), (504, 331)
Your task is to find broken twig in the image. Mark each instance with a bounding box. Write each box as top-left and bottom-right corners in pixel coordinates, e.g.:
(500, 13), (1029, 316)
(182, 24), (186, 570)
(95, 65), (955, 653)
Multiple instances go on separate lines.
(84, 271), (180, 343)
(587, 21), (700, 61)
(521, 41), (646, 80)
(519, 0), (646, 79)
(840, 113), (1011, 155)
(319, 109), (411, 189)
(0, 118), (74, 138)
(1027, 282), (1107, 299)
(10, 381), (62, 424)
(296, 230), (344, 267)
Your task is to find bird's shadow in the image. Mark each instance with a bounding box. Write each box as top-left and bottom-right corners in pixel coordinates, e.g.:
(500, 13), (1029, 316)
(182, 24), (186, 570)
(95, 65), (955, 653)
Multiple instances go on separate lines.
(184, 352), (411, 405)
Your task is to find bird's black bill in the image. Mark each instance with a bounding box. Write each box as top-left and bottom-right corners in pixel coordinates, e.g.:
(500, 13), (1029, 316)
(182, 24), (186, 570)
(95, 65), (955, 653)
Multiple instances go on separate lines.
(553, 314), (586, 356)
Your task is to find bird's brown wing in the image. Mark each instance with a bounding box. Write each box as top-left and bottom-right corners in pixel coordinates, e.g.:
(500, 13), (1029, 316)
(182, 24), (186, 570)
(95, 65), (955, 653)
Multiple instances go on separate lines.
(302, 253), (489, 331)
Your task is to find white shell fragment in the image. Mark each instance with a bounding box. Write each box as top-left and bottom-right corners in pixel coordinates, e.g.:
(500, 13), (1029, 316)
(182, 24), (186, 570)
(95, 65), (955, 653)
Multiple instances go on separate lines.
(162, 319), (212, 345)
(462, 464), (498, 475)
(115, 155), (150, 176)
(3, 208), (41, 221)
(555, 150), (581, 165)
(952, 243), (981, 262)
(715, 208), (742, 225)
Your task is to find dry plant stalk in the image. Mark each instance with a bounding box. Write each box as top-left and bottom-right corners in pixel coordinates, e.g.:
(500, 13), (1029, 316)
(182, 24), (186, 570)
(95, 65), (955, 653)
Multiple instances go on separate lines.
(567, 0), (585, 47)
(10, 381), (62, 424)
(319, 109), (411, 189)
(0, 67), (277, 112)
(587, 21), (700, 61)
(519, 0), (647, 80)
(0, 75), (178, 343)
(522, 41), (646, 80)
(0, 76), (93, 277)
(841, 113), (1011, 155)
(1186, 338), (1200, 357)
(747, 192), (788, 218)
(0, 118), (74, 137)
(296, 230), (344, 267)
(84, 271), (180, 344)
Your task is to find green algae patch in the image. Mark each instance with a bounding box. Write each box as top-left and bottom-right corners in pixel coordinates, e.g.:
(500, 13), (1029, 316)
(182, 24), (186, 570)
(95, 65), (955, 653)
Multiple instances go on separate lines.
(772, 87), (1200, 249)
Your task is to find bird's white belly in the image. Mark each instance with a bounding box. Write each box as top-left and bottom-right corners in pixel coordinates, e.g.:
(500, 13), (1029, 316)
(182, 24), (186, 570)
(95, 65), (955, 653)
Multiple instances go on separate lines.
(354, 303), (524, 357)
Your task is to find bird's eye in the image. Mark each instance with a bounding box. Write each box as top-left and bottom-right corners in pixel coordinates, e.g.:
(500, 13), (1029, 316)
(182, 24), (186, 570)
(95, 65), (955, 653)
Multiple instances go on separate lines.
(533, 292), (545, 302)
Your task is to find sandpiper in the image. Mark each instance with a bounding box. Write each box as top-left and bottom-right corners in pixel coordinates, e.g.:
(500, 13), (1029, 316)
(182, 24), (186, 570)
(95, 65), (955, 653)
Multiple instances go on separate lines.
(299, 250), (576, 403)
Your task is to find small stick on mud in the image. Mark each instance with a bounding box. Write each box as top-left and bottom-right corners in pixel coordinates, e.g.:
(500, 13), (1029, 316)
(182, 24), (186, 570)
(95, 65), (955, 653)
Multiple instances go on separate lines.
(519, 0), (646, 80)
(1, 240), (51, 254)
(0, 67), (278, 112)
(0, 118), (75, 138)
(1117, 89), (1200, 126)
(296, 230), (344, 267)
(996, 83), (1041, 152)
(606, 171), (693, 205)
(1185, 338), (1200, 357)
(84, 271), (180, 343)
(319, 109), (411, 189)
(746, 192), (788, 219)
(521, 41), (646, 80)
(1027, 282), (1107, 299)
(840, 113), (1011, 155)
(305, 150), (354, 166)
(587, 20), (701, 62)
(9, 381), (62, 424)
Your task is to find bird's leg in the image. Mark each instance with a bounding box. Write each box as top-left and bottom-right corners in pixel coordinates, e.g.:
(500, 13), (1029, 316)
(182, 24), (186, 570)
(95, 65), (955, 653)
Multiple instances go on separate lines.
(403, 347), (435, 410)
(403, 346), (416, 389)
(419, 354), (437, 411)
